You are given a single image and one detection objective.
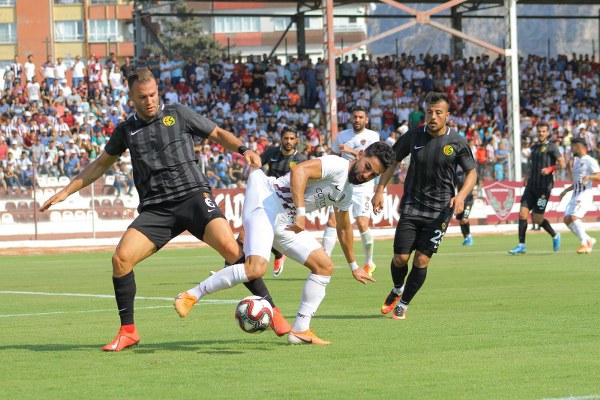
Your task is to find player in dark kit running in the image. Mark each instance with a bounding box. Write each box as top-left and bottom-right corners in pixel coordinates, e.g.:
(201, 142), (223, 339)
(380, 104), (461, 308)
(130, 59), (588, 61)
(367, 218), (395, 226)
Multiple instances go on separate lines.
(455, 165), (474, 246)
(372, 91), (477, 320)
(237, 126), (307, 277)
(508, 121), (565, 254)
(40, 68), (290, 351)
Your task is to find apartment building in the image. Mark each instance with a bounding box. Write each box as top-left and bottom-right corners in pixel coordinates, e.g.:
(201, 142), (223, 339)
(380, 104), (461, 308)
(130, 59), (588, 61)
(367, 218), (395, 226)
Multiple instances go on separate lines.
(0, 0), (134, 67)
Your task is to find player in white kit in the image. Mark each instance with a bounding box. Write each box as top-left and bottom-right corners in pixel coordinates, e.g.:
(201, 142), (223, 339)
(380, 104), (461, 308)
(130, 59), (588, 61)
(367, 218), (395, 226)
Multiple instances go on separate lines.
(322, 106), (381, 276)
(560, 137), (600, 254)
(175, 142), (394, 344)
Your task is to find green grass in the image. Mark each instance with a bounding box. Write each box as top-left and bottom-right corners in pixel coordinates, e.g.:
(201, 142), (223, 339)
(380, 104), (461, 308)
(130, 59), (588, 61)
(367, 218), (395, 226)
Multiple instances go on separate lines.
(1, 232), (599, 399)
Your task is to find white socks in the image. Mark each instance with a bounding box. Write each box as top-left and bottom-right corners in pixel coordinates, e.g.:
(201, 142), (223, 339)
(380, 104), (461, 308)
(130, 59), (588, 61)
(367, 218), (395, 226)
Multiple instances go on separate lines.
(322, 226), (337, 256)
(292, 273), (331, 332)
(361, 229), (374, 265)
(569, 220), (589, 244)
(187, 263), (248, 300)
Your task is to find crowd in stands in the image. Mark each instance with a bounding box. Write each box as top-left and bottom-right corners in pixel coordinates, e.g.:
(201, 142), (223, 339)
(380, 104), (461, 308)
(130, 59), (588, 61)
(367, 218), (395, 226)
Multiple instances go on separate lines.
(1, 50), (599, 198)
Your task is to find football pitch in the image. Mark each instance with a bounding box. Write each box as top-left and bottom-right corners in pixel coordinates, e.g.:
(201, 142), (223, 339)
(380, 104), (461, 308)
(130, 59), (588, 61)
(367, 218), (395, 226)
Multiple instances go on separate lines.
(1, 232), (599, 400)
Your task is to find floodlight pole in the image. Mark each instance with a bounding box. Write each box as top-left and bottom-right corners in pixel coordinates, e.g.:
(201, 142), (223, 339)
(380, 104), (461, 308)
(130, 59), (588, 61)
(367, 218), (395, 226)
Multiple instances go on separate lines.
(324, 0), (338, 146)
(505, 0), (521, 181)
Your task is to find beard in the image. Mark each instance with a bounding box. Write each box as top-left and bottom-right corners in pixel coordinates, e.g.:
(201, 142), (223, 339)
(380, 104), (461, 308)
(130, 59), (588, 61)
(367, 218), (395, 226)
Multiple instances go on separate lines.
(347, 163), (363, 185)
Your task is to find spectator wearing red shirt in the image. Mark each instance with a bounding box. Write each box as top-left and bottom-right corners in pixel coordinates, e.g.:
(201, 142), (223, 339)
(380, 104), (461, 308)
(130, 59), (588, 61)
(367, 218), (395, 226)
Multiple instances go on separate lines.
(62, 108), (75, 128)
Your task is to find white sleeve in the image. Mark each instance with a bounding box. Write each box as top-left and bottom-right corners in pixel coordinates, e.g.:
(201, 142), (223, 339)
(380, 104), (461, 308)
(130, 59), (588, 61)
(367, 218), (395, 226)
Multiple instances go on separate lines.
(319, 155), (346, 180)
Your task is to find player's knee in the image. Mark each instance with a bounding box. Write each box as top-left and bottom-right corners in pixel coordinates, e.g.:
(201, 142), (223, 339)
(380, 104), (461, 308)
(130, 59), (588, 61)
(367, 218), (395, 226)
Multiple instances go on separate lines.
(223, 239), (243, 264)
(244, 257), (267, 280)
(112, 252), (133, 276)
(563, 215), (573, 225)
(392, 254), (409, 267)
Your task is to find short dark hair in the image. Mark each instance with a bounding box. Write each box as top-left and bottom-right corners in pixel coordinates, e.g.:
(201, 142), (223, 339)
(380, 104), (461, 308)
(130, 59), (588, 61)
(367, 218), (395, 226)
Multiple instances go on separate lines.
(127, 67), (155, 89)
(571, 137), (586, 147)
(425, 91), (450, 108)
(536, 121), (550, 130)
(281, 126), (298, 137)
(351, 105), (368, 114)
(364, 141), (394, 171)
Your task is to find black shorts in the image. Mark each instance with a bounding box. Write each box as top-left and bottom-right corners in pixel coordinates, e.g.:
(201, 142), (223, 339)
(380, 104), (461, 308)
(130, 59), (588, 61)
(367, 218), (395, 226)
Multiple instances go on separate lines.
(129, 190), (226, 249)
(455, 194), (473, 220)
(520, 187), (551, 214)
(393, 207), (454, 258)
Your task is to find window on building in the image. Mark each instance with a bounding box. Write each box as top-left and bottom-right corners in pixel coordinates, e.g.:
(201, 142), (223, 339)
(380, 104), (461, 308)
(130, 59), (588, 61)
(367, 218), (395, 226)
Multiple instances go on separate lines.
(273, 17), (320, 32)
(88, 20), (121, 42)
(214, 16), (259, 34)
(0, 0), (16, 6)
(54, 0), (83, 4)
(0, 23), (17, 43)
(89, 0), (118, 4)
(55, 21), (84, 41)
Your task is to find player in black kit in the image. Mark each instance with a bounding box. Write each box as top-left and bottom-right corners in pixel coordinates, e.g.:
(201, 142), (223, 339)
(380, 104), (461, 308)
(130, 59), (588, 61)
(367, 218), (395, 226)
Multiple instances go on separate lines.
(455, 165), (474, 246)
(372, 92), (477, 320)
(508, 121), (565, 254)
(41, 68), (290, 351)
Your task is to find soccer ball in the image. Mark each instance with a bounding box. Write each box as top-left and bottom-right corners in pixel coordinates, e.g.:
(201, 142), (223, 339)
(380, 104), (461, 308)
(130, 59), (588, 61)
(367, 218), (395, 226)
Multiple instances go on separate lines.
(234, 296), (273, 334)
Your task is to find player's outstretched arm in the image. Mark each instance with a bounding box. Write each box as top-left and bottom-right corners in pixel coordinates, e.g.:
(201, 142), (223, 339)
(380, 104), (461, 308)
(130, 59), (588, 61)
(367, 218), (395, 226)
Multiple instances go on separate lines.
(40, 151), (120, 211)
(334, 208), (375, 285)
(372, 160), (398, 214)
(208, 126), (261, 168)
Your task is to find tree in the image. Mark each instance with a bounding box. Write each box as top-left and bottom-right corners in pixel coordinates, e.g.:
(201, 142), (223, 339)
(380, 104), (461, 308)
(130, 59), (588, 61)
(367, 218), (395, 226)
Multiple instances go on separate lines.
(146, 4), (223, 60)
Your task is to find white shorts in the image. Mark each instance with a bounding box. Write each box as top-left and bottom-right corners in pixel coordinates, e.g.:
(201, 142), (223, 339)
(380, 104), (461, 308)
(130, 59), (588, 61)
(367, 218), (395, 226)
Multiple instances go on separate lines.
(351, 189), (373, 219)
(565, 190), (594, 219)
(242, 169), (322, 265)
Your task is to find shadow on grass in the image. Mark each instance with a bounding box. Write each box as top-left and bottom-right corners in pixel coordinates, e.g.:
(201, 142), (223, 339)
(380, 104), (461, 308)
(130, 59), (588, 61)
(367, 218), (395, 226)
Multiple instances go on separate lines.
(0, 339), (285, 353)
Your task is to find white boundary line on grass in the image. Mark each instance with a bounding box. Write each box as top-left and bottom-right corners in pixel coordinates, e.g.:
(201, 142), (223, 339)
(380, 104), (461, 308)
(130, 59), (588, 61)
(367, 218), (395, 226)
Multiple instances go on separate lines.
(0, 290), (238, 304)
(0, 291), (239, 318)
(0, 305), (173, 318)
(541, 396), (600, 400)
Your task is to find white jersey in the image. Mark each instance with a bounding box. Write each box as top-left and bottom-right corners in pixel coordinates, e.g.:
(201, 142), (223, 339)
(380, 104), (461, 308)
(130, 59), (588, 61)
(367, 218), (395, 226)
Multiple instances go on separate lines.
(572, 155), (600, 195)
(243, 155), (353, 265)
(332, 127), (380, 193)
(266, 155), (353, 214)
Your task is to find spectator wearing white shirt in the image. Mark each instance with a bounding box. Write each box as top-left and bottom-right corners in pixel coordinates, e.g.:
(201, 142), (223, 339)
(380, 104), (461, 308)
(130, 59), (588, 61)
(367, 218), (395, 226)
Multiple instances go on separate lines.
(71, 55), (86, 87)
(24, 55), (35, 83)
(55, 57), (68, 85)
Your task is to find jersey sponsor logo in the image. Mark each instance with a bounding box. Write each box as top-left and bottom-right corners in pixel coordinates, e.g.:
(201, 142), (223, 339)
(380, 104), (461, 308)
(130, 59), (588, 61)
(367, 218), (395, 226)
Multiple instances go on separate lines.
(163, 116), (175, 126)
(443, 145), (454, 156)
(131, 128), (143, 136)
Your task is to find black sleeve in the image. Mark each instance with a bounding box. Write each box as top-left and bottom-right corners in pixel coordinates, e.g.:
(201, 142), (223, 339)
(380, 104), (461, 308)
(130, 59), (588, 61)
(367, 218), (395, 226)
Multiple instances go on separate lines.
(261, 147), (274, 165)
(456, 136), (476, 172)
(177, 104), (217, 139)
(103, 123), (127, 156)
(549, 143), (562, 164)
(392, 130), (411, 162)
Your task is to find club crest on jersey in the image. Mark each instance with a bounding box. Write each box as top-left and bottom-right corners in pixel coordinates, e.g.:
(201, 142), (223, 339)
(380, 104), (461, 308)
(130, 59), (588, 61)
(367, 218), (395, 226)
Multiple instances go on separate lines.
(360, 139), (366, 146)
(163, 116), (175, 126)
(443, 145), (454, 156)
(541, 146), (546, 153)
(289, 161), (297, 168)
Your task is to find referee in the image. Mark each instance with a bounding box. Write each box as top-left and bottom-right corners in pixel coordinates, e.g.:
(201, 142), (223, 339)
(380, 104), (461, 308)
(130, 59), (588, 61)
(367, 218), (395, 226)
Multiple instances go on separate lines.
(40, 67), (288, 351)
(372, 91), (477, 320)
(508, 121), (565, 254)
(259, 127), (307, 276)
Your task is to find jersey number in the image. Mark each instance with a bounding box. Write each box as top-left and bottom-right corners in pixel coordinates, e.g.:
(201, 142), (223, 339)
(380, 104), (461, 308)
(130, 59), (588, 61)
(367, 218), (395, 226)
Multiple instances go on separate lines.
(205, 198), (216, 208)
(536, 198), (547, 208)
(430, 229), (445, 247)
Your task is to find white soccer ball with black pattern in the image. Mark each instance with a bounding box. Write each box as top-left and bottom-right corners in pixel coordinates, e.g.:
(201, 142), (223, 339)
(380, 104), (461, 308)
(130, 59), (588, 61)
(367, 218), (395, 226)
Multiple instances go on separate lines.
(234, 296), (273, 334)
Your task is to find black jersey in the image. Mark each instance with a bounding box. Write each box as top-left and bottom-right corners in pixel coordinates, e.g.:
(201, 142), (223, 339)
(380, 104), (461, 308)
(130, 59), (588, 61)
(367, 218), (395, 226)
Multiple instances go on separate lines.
(526, 140), (561, 191)
(105, 103), (217, 210)
(260, 146), (307, 178)
(393, 126), (476, 218)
